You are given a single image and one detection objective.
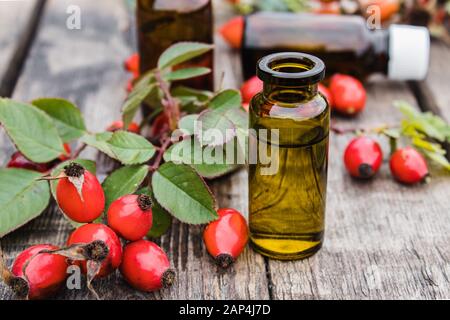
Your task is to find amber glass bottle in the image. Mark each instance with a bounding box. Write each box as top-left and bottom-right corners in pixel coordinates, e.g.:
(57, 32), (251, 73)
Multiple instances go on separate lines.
(242, 12), (430, 81)
(249, 52), (329, 260)
(137, 0), (213, 90)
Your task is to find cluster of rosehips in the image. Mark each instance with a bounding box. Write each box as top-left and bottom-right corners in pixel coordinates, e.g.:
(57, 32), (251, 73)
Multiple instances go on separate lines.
(240, 73), (367, 117)
(344, 136), (429, 184)
(2, 162), (249, 299)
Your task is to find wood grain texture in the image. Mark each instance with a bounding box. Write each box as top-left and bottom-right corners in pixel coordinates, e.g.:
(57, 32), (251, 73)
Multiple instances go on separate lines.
(421, 40), (450, 121)
(0, 0), (269, 300)
(269, 80), (450, 299)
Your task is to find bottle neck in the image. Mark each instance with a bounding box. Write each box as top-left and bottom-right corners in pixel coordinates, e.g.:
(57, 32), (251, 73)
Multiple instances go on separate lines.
(368, 29), (389, 75)
(263, 83), (318, 104)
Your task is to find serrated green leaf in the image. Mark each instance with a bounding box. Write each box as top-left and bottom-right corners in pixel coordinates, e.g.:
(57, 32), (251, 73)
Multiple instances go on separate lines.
(164, 67), (211, 81)
(422, 150), (450, 171)
(157, 42), (213, 70)
(152, 162), (218, 224)
(208, 89), (242, 111)
(412, 137), (446, 155)
(0, 99), (65, 163)
(81, 132), (116, 158)
(102, 165), (149, 212)
(0, 169), (50, 237)
(171, 86), (213, 102)
(164, 138), (239, 179)
(108, 131), (156, 165)
(122, 83), (155, 129)
(197, 109), (236, 146)
(136, 188), (172, 238)
(31, 98), (86, 142)
(179, 114), (199, 135)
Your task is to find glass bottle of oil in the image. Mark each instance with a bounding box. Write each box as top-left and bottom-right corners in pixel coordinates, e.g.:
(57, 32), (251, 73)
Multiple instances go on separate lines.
(241, 12), (430, 81)
(137, 0), (213, 90)
(249, 52), (329, 260)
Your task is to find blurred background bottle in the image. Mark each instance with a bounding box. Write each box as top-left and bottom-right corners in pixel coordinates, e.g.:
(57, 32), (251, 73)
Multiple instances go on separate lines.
(137, 0), (214, 90)
(241, 12), (430, 81)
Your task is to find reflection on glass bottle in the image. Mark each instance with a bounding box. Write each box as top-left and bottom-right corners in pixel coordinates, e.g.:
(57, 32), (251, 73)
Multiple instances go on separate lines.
(249, 52), (330, 260)
(137, 0), (214, 90)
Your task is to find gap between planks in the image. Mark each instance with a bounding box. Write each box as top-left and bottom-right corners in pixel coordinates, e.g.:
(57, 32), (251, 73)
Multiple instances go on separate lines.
(0, 0), (47, 97)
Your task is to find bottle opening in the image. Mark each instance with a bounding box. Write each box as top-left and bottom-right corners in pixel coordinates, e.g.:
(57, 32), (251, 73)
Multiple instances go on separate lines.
(257, 52), (325, 86)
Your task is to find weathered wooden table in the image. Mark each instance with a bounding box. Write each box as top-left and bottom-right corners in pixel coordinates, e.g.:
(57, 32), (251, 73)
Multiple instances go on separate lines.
(0, 0), (449, 300)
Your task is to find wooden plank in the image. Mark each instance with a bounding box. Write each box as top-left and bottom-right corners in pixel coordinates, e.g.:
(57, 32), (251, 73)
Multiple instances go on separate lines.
(0, 0), (269, 300)
(268, 80), (450, 299)
(0, 0), (45, 164)
(0, 0), (46, 96)
(419, 41), (450, 121)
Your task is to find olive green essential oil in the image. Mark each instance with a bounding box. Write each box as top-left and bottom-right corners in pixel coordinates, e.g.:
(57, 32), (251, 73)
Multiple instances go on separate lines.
(249, 52), (329, 260)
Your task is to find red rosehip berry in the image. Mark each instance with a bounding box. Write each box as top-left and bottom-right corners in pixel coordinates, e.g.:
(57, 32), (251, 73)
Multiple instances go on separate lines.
(11, 244), (68, 300)
(107, 194), (153, 241)
(124, 53), (140, 74)
(67, 224), (122, 278)
(203, 208), (249, 269)
(242, 102), (250, 113)
(120, 240), (175, 292)
(329, 74), (366, 116)
(220, 16), (244, 49)
(56, 163), (105, 223)
(107, 120), (140, 134)
(240, 76), (263, 104)
(390, 147), (429, 184)
(344, 136), (383, 179)
(318, 83), (333, 107)
(7, 152), (49, 173)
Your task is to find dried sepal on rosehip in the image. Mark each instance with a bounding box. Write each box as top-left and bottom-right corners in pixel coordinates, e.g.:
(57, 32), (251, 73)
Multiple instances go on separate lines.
(56, 163), (105, 223)
(0, 244), (68, 300)
(120, 240), (175, 292)
(203, 208), (249, 269)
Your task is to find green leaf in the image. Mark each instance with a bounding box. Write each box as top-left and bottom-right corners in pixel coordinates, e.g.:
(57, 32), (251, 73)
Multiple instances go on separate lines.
(0, 99), (65, 163)
(102, 165), (149, 212)
(108, 131), (156, 165)
(157, 42), (213, 70)
(136, 188), (172, 238)
(164, 67), (211, 81)
(122, 82), (155, 129)
(172, 86), (213, 102)
(179, 114), (199, 135)
(164, 138), (239, 179)
(208, 89), (242, 111)
(422, 150), (450, 171)
(81, 132), (116, 158)
(0, 169), (50, 237)
(152, 162), (218, 224)
(197, 109), (236, 146)
(31, 98), (86, 142)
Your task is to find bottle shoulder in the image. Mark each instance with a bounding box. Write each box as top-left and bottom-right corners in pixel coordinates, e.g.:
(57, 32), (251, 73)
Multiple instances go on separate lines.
(250, 92), (329, 123)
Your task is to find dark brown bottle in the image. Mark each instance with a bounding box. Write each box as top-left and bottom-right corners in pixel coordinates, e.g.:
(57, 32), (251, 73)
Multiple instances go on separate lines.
(137, 0), (214, 90)
(241, 12), (430, 81)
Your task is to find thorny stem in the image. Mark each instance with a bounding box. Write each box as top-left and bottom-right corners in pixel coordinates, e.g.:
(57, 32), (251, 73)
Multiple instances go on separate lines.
(154, 70), (180, 132)
(150, 136), (172, 172)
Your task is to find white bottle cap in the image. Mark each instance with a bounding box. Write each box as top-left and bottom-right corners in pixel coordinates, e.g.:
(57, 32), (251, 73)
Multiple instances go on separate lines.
(388, 24), (430, 80)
